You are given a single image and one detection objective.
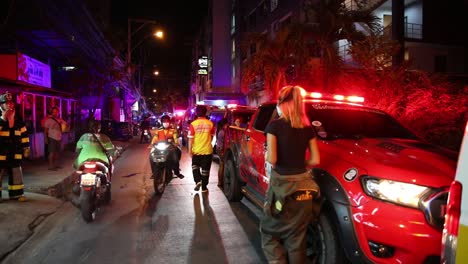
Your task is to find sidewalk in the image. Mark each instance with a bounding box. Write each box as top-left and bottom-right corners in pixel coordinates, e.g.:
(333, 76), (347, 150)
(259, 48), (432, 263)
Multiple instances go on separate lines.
(0, 140), (130, 261)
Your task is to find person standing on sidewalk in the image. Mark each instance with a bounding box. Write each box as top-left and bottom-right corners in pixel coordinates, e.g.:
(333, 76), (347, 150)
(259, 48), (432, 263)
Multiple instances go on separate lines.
(43, 106), (67, 170)
(0, 91), (30, 202)
(188, 105), (215, 192)
(260, 85), (320, 263)
(216, 118), (228, 188)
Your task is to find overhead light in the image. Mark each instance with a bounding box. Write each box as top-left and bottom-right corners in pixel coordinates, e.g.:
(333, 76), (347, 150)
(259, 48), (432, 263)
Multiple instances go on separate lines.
(61, 66), (76, 71)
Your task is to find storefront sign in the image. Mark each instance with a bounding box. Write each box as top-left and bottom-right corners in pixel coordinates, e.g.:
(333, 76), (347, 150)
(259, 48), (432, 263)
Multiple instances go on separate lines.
(198, 69), (208, 75)
(17, 53), (51, 88)
(198, 56), (208, 68)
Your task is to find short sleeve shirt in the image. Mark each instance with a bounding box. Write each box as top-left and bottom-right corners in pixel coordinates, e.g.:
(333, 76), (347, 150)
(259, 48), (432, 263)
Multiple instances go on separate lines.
(265, 118), (316, 175)
(188, 117), (215, 155)
(44, 117), (62, 141)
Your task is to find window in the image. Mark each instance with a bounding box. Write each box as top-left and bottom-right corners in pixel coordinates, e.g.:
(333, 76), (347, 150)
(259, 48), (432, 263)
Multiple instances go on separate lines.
(248, 13), (256, 29)
(231, 39), (236, 60)
(253, 104), (276, 131)
(23, 93), (34, 132)
(434, 55), (447, 73)
(250, 42), (257, 55)
(231, 13), (236, 35)
(271, 0), (278, 12)
(35, 95), (45, 132)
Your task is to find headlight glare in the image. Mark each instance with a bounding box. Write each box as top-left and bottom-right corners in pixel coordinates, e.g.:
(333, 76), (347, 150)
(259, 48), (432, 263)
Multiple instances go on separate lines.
(155, 142), (169, 151)
(363, 177), (430, 208)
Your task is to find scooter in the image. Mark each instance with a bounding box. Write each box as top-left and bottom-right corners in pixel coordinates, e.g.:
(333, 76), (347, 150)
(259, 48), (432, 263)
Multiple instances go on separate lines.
(149, 139), (178, 194)
(75, 158), (112, 222)
(140, 128), (151, 143)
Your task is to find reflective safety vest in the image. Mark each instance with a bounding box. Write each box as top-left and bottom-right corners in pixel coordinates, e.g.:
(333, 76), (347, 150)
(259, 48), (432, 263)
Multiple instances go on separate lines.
(152, 128), (178, 145)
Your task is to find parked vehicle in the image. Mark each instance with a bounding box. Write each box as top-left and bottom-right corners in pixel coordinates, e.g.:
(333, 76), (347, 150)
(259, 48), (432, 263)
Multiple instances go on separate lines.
(222, 92), (457, 263)
(213, 105), (256, 159)
(442, 121), (468, 264)
(149, 140), (178, 194)
(101, 120), (133, 141)
(76, 158), (113, 223)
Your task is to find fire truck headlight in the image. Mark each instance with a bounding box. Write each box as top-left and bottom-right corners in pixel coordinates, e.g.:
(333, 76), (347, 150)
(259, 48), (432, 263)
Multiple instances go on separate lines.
(362, 177), (431, 208)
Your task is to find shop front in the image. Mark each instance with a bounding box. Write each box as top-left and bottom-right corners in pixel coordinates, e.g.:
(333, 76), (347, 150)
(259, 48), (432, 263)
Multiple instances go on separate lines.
(0, 52), (78, 159)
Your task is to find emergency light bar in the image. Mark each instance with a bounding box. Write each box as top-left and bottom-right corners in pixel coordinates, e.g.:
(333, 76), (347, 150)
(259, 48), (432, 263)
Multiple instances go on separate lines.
(305, 92), (365, 104)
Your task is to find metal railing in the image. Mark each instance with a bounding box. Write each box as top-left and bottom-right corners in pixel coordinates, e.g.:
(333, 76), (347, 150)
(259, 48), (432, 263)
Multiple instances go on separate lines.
(382, 22), (423, 40)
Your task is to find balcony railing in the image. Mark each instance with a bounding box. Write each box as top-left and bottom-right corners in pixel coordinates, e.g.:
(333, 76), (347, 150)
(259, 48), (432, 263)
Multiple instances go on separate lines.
(383, 22), (423, 40)
(405, 22), (423, 39)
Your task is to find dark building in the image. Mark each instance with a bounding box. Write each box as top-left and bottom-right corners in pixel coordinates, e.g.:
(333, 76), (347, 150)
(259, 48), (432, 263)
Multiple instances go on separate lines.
(0, 0), (130, 159)
(191, 0), (468, 106)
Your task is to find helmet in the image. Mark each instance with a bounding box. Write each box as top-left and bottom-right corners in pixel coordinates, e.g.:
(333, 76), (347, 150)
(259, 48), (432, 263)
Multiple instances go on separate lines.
(0, 91), (14, 104)
(160, 115), (171, 123)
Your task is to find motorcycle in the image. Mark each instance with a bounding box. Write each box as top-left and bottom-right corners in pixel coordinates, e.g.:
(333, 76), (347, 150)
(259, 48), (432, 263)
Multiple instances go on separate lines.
(149, 139), (178, 194)
(75, 157), (113, 223)
(140, 128), (151, 143)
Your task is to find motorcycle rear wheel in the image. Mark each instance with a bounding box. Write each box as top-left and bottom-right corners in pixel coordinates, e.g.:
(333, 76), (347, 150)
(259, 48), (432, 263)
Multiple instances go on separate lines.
(80, 190), (96, 223)
(103, 183), (111, 204)
(154, 167), (167, 195)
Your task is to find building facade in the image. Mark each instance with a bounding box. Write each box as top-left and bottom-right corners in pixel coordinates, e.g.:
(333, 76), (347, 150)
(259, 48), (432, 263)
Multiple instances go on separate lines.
(191, 0), (468, 106)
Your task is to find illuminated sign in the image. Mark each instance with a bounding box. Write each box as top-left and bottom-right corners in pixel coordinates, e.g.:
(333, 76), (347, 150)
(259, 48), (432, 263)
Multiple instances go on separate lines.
(17, 52), (51, 88)
(198, 56), (208, 68)
(198, 69), (208, 75)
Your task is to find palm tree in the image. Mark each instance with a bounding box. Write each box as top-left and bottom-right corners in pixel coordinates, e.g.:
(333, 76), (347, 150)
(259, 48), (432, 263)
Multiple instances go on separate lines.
(241, 0), (380, 101)
(302, 0), (380, 90)
(241, 23), (313, 101)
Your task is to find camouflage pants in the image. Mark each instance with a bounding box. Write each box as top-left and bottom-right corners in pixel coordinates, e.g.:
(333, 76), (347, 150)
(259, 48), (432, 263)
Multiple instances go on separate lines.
(260, 193), (314, 264)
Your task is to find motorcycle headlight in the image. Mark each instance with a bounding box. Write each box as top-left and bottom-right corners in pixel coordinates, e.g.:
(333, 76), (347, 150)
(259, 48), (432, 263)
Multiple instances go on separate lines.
(155, 142), (169, 151)
(361, 177), (431, 208)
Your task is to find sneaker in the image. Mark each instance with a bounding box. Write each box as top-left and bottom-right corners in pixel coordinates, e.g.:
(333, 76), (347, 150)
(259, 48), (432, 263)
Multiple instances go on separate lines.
(201, 186), (208, 193)
(194, 182), (202, 191)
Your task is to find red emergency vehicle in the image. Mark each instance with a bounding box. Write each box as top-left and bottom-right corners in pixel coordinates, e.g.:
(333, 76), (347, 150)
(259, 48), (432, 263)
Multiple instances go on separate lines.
(222, 92), (457, 263)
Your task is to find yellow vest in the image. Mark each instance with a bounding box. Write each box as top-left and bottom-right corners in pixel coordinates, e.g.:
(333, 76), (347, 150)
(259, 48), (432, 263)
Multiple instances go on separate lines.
(188, 117), (214, 155)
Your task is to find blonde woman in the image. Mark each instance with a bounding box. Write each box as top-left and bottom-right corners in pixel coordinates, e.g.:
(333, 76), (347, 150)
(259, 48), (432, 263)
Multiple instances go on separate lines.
(261, 85), (320, 263)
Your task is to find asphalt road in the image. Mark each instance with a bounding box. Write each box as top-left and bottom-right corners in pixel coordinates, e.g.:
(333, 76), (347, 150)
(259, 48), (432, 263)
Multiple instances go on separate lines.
(3, 142), (267, 264)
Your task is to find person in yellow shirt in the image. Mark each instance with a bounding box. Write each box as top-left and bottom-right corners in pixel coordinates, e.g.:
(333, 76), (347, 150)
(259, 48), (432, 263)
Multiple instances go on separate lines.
(188, 105), (215, 192)
(151, 115), (183, 178)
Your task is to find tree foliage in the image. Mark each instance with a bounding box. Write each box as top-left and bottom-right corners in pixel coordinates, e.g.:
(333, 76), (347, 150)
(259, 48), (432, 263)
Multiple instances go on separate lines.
(345, 35), (467, 150)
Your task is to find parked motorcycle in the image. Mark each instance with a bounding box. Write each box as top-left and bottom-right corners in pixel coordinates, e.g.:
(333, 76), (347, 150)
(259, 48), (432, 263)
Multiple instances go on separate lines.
(75, 158), (113, 222)
(149, 140), (177, 194)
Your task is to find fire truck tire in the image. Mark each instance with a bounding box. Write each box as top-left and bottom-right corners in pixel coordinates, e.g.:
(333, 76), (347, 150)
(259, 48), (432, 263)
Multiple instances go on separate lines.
(224, 159), (243, 201)
(307, 210), (345, 263)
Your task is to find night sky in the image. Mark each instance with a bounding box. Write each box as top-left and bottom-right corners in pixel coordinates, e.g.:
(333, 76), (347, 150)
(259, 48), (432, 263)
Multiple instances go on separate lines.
(111, 0), (209, 85)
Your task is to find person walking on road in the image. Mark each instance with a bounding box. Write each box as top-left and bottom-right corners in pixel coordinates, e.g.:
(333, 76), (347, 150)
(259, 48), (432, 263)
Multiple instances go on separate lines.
(188, 105), (215, 192)
(43, 106), (67, 170)
(0, 91), (30, 202)
(260, 85), (321, 263)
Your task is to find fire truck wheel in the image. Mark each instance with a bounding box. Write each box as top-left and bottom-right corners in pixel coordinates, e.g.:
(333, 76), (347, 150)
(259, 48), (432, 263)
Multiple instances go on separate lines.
(223, 159), (243, 201)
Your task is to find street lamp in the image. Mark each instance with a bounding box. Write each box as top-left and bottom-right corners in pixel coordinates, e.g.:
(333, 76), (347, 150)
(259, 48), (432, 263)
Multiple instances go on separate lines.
(126, 18), (164, 120)
(153, 70), (159, 76)
(127, 18), (164, 72)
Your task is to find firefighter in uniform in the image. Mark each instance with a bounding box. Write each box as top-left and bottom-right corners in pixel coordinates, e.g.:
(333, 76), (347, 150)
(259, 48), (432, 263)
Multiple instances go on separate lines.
(151, 115), (184, 178)
(0, 91), (30, 202)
